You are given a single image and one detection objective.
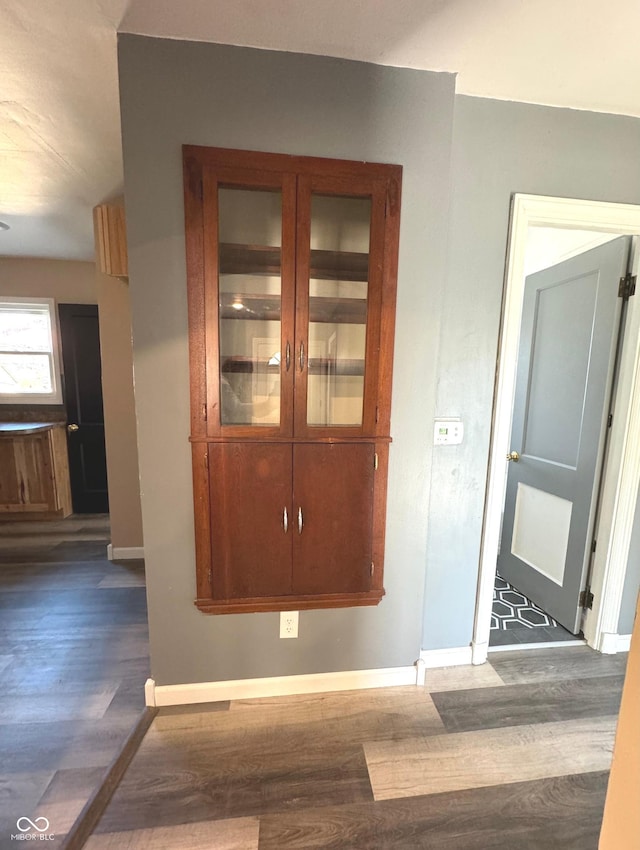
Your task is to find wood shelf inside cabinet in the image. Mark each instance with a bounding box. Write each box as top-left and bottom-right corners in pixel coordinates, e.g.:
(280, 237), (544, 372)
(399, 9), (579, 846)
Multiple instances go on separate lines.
(221, 356), (365, 377)
(220, 243), (369, 281)
(220, 294), (367, 324)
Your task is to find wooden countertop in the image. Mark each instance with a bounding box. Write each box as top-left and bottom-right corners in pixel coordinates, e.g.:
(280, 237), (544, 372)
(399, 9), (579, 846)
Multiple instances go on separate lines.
(0, 422), (61, 436)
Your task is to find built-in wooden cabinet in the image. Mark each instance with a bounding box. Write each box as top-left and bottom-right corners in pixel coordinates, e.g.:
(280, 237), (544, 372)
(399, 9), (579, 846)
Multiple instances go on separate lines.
(0, 424), (72, 518)
(93, 204), (128, 278)
(183, 146), (401, 614)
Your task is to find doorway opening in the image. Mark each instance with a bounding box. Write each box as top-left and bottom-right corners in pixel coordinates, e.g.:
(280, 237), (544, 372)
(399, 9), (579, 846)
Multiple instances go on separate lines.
(490, 229), (630, 650)
(473, 195), (640, 663)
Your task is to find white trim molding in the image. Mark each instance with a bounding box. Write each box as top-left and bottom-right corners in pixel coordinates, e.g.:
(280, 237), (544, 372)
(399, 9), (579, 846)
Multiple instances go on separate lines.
(488, 639), (586, 654)
(597, 632), (632, 654)
(107, 544), (145, 560)
(419, 646), (473, 669)
(145, 665), (419, 707)
(474, 194), (640, 658)
(471, 640), (489, 665)
(617, 634), (632, 652)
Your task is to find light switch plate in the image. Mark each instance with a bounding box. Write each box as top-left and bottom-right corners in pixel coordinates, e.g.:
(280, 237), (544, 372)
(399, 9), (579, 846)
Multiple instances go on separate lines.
(434, 418), (464, 446)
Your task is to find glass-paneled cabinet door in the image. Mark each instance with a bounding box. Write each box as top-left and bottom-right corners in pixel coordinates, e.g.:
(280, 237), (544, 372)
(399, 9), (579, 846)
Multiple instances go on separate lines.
(294, 175), (387, 437)
(204, 170), (296, 436)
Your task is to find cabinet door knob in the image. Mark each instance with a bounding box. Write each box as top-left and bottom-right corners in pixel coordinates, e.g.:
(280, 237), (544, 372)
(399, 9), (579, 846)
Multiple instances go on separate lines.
(67, 423), (79, 433)
(299, 341), (305, 372)
(283, 507), (288, 533)
(298, 507), (303, 534)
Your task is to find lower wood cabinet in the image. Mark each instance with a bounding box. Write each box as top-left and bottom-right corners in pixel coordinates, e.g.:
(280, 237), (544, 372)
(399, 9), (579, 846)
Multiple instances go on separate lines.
(0, 424), (72, 519)
(196, 441), (384, 613)
(291, 443), (374, 597)
(209, 443), (293, 600)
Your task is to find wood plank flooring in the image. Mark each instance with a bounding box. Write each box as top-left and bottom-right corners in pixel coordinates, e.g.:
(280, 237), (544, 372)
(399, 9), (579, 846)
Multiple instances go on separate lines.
(0, 516), (149, 848)
(87, 645), (628, 850)
(365, 716), (618, 799)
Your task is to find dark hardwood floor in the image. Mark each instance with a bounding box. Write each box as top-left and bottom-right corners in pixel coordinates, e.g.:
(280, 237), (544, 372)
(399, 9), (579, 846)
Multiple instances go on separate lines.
(0, 517), (627, 849)
(0, 516), (149, 849)
(86, 646), (627, 850)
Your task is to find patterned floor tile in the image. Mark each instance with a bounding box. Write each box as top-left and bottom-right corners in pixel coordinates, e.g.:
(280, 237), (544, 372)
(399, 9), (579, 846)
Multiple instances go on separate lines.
(492, 573), (557, 630)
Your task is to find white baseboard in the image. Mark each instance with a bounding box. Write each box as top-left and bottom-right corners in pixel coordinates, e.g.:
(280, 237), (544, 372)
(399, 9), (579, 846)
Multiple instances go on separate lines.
(471, 640), (488, 665)
(107, 544), (144, 561)
(599, 632), (619, 654)
(617, 634), (632, 652)
(144, 678), (156, 706)
(145, 665), (418, 707)
(598, 631), (633, 654)
(599, 632), (632, 653)
(419, 646), (473, 669)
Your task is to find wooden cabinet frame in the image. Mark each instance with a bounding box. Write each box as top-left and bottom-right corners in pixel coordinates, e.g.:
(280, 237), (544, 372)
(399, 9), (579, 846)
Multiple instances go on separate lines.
(183, 146), (401, 614)
(0, 425), (72, 518)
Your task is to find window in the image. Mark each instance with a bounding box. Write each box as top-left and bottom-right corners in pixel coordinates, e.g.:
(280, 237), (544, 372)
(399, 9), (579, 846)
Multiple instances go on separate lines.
(0, 298), (62, 404)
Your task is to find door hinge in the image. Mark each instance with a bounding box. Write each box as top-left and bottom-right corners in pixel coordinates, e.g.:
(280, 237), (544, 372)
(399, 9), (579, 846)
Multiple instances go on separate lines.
(607, 413), (613, 428)
(374, 452), (379, 471)
(375, 406), (379, 424)
(199, 180), (204, 202)
(618, 273), (636, 299)
(202, 403), (207, 421)
(204, 451), (209, 470)
(591, 539), (597, 553)
(579, 587), (594, 609)
(370, 562), (375, 577)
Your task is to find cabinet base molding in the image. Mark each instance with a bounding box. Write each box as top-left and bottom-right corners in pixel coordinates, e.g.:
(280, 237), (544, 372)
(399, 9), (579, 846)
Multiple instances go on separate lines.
(107, 544), (145, 561)
(145, 665), (418, 707)
(419, 646), (474, 668)
(195, 589), (385, 614)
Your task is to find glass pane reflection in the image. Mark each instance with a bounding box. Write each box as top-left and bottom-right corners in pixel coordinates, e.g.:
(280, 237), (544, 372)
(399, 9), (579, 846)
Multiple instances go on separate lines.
(218, 188), (282, 426)
(307, 195), (370, 427)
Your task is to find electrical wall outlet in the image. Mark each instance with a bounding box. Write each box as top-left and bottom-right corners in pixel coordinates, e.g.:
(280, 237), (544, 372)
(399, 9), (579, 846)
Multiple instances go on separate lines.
(280, 610), (299, 638)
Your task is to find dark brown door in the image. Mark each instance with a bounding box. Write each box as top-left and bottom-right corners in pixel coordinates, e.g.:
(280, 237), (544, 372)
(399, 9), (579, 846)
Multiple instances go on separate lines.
(292, 443), (374, 595)
(58, 304), (109, 514)
(209, 443), (293, 599)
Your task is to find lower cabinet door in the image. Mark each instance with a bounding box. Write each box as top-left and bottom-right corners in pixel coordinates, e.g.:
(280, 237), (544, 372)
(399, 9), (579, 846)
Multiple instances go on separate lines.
(209, 443), (293, 599)
(0, 435), (54, 513)
(292, 443), (375, 596)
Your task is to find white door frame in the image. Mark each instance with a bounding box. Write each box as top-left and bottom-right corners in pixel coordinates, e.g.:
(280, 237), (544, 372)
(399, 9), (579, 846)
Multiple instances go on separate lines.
(472, 194), (640, 664)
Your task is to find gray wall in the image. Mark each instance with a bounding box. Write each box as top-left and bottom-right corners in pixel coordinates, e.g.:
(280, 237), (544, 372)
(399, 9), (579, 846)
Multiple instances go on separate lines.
(424, 95), (640, 649)
(119, 36), (640, 683)
(118, 35), (456, 686)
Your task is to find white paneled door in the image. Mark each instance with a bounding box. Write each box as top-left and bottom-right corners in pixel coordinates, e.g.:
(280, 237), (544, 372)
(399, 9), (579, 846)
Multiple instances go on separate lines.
(498, 237), (631, 632)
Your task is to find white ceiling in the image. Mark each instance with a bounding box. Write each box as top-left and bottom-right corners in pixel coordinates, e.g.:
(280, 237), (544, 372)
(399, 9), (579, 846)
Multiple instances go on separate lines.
(1, 0), (640, 261)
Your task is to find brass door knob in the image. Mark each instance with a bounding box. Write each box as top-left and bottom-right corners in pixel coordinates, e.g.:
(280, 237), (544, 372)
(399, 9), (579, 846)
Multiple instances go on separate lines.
(506, 450), (520, 462)
(67, 423), (79, 432)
